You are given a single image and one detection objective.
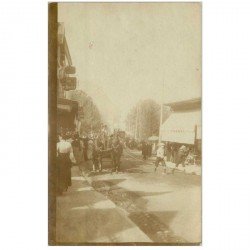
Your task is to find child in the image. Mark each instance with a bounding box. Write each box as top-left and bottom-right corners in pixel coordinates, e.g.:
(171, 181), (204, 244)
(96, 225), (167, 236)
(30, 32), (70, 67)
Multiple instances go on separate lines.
(155, 143), (167, 174)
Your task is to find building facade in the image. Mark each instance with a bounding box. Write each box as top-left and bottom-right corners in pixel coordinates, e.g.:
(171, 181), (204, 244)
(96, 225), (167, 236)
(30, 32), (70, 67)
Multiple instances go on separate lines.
(160, 98), (201, 153)
(57, 23), (78, 133)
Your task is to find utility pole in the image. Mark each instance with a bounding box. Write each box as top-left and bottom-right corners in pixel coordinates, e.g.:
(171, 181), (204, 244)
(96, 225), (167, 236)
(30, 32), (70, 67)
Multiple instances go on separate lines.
(135, 104), (139, 139)
(128, 117), (130, 135)
(158, 81), (165, 143)
(138, 104), (140, 140)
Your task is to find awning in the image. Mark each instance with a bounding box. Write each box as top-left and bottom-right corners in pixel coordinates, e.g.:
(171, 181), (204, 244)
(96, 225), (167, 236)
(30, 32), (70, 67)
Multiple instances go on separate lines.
(148, 135), (159, 141)
(160, 110), (201, 144)
(57, 98), (78, 114)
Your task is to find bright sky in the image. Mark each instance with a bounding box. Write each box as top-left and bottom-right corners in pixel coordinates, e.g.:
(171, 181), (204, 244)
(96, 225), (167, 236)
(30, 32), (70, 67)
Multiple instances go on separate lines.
(58, 3), (201, 126)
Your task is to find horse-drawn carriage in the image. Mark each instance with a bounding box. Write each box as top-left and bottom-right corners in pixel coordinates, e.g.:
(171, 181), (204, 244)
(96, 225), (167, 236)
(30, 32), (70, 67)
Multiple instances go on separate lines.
(90, 133), (123, 173)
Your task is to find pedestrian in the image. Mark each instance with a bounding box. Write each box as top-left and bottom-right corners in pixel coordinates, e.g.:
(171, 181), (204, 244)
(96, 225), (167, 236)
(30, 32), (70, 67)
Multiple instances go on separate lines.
(57, 133), (76, 195)
(152, 142), (156, 155)
(91, 140), (98, 172)
(87, 139), (94, 162)
(155, 143), (167, 174)
(170, 143), (177, 163)
(97, 138), (105, 171)
(147, 142), (152, 157)
(71, 132), (82, 164)
(165, 142), (171, 162)
(111, 136), (123, 173)
(172, 145), (189, 174)
(92, 137), (104, 172)
(141, 141), (148, 160)
(82, 136), (88, 161)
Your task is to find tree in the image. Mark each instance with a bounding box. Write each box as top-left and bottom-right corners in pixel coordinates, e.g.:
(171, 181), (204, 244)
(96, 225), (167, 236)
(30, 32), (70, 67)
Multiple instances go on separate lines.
(125, 99), (170, 140)
(67, 90), (102, 134)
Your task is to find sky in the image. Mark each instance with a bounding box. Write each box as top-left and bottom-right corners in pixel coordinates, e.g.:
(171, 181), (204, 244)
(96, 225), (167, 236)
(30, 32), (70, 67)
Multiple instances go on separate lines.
(58, 3), (201, 127)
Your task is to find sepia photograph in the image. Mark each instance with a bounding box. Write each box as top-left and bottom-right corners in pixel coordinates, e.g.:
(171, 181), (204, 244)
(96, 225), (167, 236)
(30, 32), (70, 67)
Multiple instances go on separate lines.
(3, 1), (250, 250)
(48, 2), (202, 245)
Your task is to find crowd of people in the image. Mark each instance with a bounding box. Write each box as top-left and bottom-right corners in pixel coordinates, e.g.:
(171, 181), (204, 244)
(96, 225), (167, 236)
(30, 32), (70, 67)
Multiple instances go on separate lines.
(56, 126), (200, 194)
(154, 143), (191, 174)
(124, 138), (153, 154)
(124, 137), (197, 174)
(56, 127), (124, 195)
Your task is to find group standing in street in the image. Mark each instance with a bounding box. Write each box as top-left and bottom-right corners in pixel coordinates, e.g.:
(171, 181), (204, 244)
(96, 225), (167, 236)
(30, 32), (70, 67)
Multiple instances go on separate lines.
(56, 125), (194, 196)
(153, 142), (190, 174)
(56, 126), (126, 185)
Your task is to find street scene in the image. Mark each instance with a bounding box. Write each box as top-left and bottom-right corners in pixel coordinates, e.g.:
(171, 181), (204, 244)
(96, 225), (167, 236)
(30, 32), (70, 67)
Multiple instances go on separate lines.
(56, 134), (201, 244)
(52, 2), (201, 245)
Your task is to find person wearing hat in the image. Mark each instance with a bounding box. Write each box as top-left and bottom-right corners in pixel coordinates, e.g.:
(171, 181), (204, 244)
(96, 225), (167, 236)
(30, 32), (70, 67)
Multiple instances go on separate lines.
(111, 136), (123, 173)
(92, 137), (104, 172)
(155, 143), (167, 174)
(107, 134), (114, 149)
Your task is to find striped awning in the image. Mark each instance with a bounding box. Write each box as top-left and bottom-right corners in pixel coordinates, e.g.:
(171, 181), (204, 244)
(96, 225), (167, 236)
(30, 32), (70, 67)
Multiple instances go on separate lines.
(160, 110), (201, 144)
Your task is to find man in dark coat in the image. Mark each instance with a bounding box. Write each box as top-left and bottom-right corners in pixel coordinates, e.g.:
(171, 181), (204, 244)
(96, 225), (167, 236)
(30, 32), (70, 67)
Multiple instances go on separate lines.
(165, 142), (171, 162)
(147, 142), (152, 157)
(92, 138), (104, 172)
(141, 141), (148, 160)
(111, 136), (123, 172)
(71, 132), (81, 164)
(82, 137), (88, 161)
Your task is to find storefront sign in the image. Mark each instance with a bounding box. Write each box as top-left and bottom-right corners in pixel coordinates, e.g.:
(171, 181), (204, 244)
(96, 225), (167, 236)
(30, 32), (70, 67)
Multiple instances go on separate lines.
(162, 129), (195, 144)
(57, 104), (71, 112)
(65, 66), (76, 74)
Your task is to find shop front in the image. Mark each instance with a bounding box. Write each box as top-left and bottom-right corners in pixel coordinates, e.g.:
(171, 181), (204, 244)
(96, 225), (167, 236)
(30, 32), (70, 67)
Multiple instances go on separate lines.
(57, 98), (78, 134)
(160, 108), (201, 165)
(161, 110), (201, 144)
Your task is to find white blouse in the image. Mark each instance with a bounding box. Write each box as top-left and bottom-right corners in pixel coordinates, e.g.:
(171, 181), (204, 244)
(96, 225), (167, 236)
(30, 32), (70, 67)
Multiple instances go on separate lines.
(57, 140), (76, 164)
(57, 140), (73, 154)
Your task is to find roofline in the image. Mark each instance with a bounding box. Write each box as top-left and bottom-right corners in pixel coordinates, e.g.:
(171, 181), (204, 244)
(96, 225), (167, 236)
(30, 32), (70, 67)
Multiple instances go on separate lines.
(164, 97), (201, 112)
(64, 37), (72, 66)
(164, 97), (201, 106)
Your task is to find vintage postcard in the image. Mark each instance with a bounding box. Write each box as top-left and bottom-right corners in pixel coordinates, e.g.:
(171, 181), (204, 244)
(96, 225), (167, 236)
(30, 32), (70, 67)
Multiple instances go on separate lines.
(48, 2), (202, 245)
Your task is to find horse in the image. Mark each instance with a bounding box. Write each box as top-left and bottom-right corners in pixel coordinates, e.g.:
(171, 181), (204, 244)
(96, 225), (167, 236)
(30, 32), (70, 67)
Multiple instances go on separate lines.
(92, 135), (123, 172)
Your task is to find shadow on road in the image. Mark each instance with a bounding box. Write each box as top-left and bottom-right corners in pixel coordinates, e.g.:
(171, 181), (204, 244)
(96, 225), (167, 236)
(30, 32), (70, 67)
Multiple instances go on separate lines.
(128, 211), (186, 243)
(88, 177), (185, 243)
(92, 179), (127, 188)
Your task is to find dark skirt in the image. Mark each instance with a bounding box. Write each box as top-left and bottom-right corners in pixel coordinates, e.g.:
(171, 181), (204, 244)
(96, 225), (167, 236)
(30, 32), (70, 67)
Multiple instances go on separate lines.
(57, 153), (71, 194)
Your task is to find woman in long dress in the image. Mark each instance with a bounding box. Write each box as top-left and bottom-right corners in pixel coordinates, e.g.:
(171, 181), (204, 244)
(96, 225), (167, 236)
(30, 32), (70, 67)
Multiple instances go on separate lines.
(57, 133), (75, 195)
